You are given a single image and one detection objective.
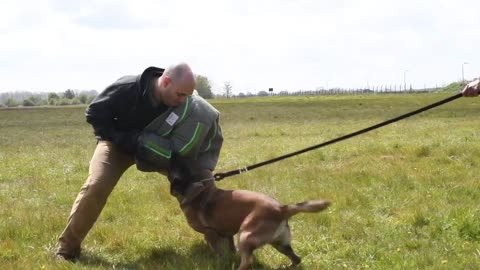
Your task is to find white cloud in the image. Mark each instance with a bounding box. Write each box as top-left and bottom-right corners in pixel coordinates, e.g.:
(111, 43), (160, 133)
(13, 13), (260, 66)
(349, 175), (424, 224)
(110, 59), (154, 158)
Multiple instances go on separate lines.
(0, 0), (479, 93)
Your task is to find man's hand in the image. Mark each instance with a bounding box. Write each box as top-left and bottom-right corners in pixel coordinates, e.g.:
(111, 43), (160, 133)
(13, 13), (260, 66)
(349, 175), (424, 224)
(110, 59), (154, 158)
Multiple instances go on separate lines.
(462, 79), (480, 97)
(113, 130), (141, 154)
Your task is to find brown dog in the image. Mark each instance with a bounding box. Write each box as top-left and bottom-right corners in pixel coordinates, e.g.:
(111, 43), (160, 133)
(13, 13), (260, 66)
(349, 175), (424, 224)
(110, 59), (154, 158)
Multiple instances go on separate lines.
(168, 159), (331, 270)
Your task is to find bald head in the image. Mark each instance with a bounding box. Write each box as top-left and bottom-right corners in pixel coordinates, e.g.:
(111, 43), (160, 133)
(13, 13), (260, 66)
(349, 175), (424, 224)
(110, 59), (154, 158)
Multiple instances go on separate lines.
(155, 62), (196, 107)
(165, 62), (196, 88)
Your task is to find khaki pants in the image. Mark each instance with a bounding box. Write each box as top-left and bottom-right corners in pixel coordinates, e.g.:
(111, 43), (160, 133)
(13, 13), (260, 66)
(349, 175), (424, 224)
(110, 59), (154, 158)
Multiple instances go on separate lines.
(56, 141), (134, 256)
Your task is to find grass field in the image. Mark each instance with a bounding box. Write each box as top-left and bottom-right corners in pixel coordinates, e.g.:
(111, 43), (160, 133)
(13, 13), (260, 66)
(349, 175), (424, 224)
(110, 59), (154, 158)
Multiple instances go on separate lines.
(1, 93), (480, 270)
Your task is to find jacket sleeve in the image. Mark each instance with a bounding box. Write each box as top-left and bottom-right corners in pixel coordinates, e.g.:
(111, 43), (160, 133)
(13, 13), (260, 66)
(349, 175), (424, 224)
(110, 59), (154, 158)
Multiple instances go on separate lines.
(136, 110), (212, 170)
(85, 81), (138, 152)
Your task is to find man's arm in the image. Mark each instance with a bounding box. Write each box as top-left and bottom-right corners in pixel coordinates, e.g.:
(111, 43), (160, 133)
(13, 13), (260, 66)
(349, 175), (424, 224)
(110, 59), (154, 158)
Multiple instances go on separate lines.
(462, 78), (480, 97)
(136, 114), (213, 171)
(85, 81), (139, 153)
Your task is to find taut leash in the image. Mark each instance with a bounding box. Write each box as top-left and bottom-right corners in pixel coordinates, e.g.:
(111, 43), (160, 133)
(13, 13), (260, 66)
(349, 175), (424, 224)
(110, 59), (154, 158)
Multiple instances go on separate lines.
(214, 93), (463, 181)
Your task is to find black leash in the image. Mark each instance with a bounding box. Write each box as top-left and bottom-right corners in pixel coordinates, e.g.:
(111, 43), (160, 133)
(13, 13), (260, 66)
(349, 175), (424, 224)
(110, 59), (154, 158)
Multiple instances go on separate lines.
(213, 93), (463, 181)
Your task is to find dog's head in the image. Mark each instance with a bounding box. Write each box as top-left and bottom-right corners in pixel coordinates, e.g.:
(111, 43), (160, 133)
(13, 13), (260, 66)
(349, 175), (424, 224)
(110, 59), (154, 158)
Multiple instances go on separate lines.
(167, 154), (192, 198)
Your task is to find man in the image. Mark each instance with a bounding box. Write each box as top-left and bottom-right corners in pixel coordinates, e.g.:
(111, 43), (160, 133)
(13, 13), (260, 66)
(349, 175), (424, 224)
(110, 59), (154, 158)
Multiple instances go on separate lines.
(462, 78), (480, 97)
(56, 63), (222, 260)
(135, 89), (223, 203)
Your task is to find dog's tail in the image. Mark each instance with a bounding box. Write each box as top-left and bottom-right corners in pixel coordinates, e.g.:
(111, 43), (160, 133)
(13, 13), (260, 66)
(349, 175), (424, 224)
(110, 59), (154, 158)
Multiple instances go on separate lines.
(282, 200), (331, 219)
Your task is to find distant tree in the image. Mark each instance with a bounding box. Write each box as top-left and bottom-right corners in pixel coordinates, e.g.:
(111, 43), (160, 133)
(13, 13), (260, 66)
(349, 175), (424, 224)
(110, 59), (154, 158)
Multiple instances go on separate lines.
(48, 92), (60, 106)
(78, 93), (88, 104)
(37, 98), (48, 106)
(57, 99), (71, 106)
(47, 93), (57, 105)
(63, 89), (75, 99)
(223, 81), (233, 98)
(48, 92), (60, 100)
(195, 75), (213, 99)
(257, 90), (269, 96)
(86, 95), (95, 105)
(27, 96), (40, 105)
(11, 96), (38, 107)
(22, 99), (35, 107)
(5, 98), (18, 107)
(237, 92), (246, 97)
(71, 98), (81, 105)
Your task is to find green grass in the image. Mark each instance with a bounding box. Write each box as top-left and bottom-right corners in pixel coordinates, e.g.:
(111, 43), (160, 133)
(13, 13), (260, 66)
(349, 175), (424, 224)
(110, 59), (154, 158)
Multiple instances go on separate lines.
(1, 93), (480, 270)
(437, 81), (465, 93)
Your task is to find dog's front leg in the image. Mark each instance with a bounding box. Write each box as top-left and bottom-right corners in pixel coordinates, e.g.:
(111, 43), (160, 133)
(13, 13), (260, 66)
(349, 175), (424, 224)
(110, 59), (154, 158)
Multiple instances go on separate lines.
(181, 206), (206, 233)
(204, 229), (235, 256)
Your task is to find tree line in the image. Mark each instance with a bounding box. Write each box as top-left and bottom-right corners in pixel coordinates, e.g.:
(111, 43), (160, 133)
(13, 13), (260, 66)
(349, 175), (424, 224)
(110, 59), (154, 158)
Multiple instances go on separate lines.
(0, 89), (99, 108)
(0, 74), (217, 108)
(4, 75), (456, 107)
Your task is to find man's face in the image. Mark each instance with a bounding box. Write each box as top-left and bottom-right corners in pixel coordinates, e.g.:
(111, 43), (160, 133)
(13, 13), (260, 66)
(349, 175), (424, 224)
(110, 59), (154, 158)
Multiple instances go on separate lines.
(159, 76), (194, 107)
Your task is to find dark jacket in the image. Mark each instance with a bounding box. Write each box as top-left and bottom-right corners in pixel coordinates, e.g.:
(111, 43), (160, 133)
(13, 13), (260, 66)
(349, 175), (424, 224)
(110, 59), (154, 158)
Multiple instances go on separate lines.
(85, 67), (168, 153)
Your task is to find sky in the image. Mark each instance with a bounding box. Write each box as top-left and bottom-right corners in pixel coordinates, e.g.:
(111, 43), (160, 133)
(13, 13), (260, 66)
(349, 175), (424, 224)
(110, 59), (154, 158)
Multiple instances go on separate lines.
(1, 0), (479, 94)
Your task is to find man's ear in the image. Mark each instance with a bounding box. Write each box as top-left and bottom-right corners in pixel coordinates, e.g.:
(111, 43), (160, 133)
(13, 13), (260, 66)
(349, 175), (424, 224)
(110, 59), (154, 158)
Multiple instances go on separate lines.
(162, 75), (171, 88)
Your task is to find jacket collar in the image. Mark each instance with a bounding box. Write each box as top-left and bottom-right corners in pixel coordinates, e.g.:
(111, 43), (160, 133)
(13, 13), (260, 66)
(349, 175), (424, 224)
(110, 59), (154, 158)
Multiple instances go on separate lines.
(138, 66), (165, 99)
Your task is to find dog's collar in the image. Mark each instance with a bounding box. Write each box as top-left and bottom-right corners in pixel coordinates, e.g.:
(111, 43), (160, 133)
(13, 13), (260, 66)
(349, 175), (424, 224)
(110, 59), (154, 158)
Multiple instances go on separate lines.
(179, 178), (215, 207)
(196, 177), (215, 184)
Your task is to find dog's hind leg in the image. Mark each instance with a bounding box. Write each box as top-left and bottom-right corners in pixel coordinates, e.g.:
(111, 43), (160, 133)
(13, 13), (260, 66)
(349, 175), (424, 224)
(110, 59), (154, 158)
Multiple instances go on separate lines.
(271, 243), (301, 267)
(271, 221), (301, 267)
(238, 230), (263, 270)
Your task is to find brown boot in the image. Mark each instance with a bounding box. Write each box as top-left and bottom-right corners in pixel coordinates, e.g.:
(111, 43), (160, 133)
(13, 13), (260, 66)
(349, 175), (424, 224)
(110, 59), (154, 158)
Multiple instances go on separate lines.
(55, 240), (81, 262)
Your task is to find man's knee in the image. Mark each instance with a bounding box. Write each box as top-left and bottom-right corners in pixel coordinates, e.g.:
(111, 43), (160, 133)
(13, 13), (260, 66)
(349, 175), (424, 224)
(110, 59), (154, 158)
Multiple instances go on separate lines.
(77, 176), (118, 205)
